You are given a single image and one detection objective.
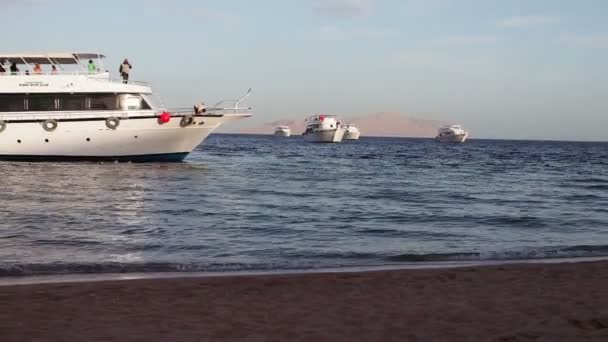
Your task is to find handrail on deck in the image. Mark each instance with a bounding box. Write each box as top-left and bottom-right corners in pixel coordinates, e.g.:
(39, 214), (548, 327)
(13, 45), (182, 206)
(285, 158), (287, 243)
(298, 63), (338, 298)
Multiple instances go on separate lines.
(0, 70), (149, 86)
(169, 106), (252, 115)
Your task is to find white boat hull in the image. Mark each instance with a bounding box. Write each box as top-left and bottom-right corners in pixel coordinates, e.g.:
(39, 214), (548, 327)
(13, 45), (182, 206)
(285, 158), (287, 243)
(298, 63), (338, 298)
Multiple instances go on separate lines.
(274, 131), (291, 137)
(0, 113), (249, 161)
(303, 128), (345, 143)
(343, 131), (360, 140)
(436, 133), (468, 143)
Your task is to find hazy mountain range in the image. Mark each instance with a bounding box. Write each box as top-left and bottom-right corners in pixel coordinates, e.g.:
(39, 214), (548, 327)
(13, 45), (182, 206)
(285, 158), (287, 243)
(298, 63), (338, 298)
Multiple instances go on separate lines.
(224, 112), (448, 138)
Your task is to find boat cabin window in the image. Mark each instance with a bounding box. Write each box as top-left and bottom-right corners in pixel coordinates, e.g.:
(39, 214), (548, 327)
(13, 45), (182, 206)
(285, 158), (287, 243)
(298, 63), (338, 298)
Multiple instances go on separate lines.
(89, 94), (120, 110)
(0, 93), (152, 112)
(27, 95), (58, 111)
(0, 95), (27, 112)
(59, 95), (87, 111)
(120, 94), (151, 110)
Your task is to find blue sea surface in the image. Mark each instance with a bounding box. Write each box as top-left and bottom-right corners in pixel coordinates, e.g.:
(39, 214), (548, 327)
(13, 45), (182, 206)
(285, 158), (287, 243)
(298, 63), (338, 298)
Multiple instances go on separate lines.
(1, 135), (607, 276)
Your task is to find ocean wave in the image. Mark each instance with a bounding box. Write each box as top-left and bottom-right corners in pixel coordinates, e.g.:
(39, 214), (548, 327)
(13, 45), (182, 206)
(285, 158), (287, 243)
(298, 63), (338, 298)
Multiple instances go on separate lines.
(570, 177), (608, 184)
(0, 261), (311, 277)
(3, 245), (608, 277)
(386, 245), (608, 262)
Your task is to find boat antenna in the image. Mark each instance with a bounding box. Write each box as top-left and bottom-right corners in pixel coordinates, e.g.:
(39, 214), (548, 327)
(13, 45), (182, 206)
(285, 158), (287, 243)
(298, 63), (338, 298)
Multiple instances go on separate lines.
(213, 88), (253, 110)
(234, 88), (252, 110)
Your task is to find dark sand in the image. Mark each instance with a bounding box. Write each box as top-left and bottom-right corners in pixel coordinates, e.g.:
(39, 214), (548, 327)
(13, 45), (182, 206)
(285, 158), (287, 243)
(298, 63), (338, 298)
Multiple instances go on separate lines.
(1, 261), (608, 342)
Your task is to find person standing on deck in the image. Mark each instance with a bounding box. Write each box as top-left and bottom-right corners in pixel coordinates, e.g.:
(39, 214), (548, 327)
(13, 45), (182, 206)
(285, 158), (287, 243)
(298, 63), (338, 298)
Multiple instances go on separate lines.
(119, 59), (132, 84)
(88, 60), (96, 74)
(10, 62), (19, 75)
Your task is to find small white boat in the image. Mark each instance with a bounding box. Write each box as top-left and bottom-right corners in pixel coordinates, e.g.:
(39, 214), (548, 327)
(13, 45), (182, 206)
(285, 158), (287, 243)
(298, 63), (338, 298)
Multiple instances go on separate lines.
(302, 115), (345, 143)
(343, 124), (361, 140)
(436, 124), (469, 143)
(0, 52), (252, 162)
(274, 126), (291, 137)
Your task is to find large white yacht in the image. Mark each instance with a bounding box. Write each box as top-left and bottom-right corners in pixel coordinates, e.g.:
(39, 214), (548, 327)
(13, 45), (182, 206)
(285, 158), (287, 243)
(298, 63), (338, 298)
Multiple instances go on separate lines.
(343, 124), (361, 140)
(302, 115), (345, 143)
(274, 126), (291, 137)
(0, 52), (251, 162)
(436, 124), (469, 143)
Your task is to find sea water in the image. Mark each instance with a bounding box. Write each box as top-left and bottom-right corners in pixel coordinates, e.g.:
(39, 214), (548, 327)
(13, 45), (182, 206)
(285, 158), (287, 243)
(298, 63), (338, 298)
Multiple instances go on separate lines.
(0, 135), (607, 276)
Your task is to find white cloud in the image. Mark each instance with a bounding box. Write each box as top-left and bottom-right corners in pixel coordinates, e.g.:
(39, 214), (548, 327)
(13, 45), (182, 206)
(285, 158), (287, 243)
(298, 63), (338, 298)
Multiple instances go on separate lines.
(431, 35), (497, 47)
(385, 51), (446, 67)
(400, 0), (455, 16)
(320, 24), (395, 39)
(560, 34), (608, 48)
(0, 0), (50, 5)
(314, 0), (375, 18)
(189, 8), (236, 20)
(384, 50), (496, 72)
(497, 15), (561, 28)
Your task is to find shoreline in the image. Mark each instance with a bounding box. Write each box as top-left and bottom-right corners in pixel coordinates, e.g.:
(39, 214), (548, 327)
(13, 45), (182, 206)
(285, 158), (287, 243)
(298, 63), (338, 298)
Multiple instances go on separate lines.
(1, 259), (607, 341)
(2, 255), (607, 287)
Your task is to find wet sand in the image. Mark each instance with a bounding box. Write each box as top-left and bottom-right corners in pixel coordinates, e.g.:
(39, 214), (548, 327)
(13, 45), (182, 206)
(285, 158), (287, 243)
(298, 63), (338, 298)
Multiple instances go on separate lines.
(1, 261), (608, 342)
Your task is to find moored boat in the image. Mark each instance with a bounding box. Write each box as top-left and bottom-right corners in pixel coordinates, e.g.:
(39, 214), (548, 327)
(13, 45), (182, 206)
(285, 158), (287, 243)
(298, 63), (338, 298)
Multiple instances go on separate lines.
(274, 126), (291, 137)
(0, 52), (252, 162)
(302, 115), (345, 143)
(436, 124), (469, 143)
(343, 124), (361, 140)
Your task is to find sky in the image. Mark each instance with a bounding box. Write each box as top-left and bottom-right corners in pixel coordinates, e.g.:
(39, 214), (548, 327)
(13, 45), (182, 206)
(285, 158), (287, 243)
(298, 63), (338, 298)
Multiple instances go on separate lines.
(1, 0), (607, 140)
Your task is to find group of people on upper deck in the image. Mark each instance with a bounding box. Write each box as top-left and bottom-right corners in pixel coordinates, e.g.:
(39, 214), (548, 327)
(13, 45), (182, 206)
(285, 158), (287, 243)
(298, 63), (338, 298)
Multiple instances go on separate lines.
(0, 62), (57, 75)
(0, 58), (133, 83)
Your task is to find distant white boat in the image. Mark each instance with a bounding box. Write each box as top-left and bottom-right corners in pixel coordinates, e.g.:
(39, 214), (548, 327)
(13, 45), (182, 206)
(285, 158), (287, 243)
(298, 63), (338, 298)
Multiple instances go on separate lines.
(343, 124), (360, 140)
(274, 126), (291, 137)
(436, 124), (469, 143)
(302, 115), (345, 143)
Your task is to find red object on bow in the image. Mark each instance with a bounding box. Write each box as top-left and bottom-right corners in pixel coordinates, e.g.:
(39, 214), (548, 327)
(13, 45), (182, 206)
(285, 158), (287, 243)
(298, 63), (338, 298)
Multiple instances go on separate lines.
(319, 115), (325, 121)
(159, 112), (171, 124)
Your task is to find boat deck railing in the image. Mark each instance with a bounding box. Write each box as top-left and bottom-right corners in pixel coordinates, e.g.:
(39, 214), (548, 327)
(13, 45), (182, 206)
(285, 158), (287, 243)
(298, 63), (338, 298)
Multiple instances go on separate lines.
(169, 106), (252, 116)
(0, 70), (149, 86)
(0, 107), (252, 121)
(0, 109), (156, 121)
(168, 89), (253, 115)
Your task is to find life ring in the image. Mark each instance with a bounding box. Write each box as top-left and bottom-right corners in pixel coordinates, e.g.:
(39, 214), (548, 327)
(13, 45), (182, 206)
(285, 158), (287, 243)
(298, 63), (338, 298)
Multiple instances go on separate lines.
(42, 119), (58, 132)
(0, 120), (6, 133)
(106, 117), (120, 130)
(180, 115), (194, 128)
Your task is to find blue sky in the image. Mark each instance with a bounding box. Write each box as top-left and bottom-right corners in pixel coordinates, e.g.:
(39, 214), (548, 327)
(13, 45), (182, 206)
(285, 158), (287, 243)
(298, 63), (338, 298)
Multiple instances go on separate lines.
(2, 0), (608, 140)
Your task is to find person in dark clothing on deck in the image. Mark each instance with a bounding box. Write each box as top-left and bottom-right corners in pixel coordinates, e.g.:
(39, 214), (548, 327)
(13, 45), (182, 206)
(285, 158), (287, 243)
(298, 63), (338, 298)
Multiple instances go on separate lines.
(119, 58), (132, 84)
(10, 62), (19, 75)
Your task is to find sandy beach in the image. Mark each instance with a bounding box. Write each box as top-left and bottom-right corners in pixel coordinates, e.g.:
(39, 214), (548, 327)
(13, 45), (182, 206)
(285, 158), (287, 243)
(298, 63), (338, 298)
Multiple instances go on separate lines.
(1, 261), (607, 341)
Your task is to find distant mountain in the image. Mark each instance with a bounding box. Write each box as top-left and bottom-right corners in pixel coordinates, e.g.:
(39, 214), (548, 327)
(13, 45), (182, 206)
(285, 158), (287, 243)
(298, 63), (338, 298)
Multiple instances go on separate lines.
(226, 112), (446, 138)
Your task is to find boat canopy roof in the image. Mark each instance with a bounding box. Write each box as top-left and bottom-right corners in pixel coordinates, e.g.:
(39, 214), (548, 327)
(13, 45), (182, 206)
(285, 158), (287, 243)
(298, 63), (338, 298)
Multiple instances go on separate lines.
(0, 53), (106, 65)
